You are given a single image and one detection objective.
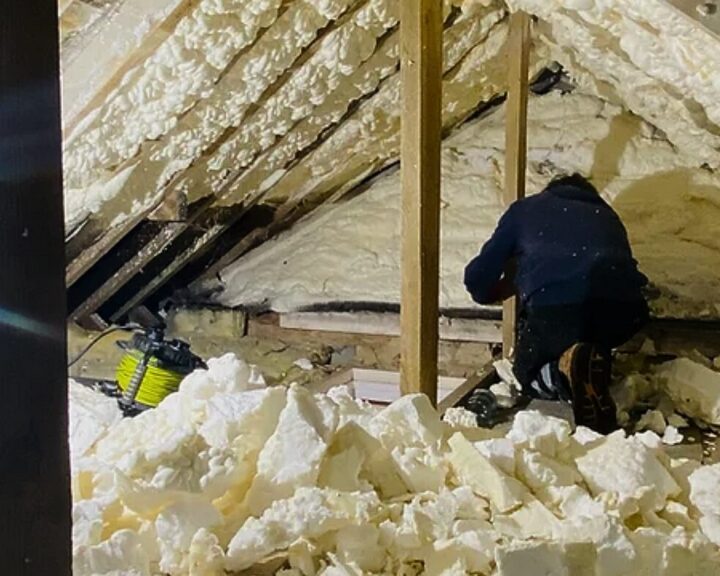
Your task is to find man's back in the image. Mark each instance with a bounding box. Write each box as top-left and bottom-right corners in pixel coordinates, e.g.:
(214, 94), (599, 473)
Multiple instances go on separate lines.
(464, 175), (648, 307)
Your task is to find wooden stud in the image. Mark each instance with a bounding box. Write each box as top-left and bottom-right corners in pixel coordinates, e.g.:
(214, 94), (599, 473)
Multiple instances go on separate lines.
(0, 0), (71, 571)
(437, 362), (497, 415)
(502, 11), (531, 359)
(399, 0), (443, 404)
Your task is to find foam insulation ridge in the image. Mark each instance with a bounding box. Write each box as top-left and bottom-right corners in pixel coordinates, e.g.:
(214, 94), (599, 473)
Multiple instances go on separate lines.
(240, 6), (510, 209)
(71, 352), (720, 575)
(203, 0), (401, 196)
(65, 0), (283, 188)
(211, 1), (506, 208)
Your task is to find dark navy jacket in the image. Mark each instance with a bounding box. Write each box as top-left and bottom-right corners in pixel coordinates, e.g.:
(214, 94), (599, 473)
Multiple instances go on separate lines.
(464, 179), (648, 307)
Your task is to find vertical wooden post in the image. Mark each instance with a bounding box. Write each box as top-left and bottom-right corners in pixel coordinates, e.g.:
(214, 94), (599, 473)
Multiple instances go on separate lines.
(0, 1), (71, 573)
(399, 0), (443, 404)
(503, 11), (531, 359)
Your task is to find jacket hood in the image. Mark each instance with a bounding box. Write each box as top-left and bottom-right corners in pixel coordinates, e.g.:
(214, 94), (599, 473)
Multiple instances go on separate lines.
(545, 176), (605, 203)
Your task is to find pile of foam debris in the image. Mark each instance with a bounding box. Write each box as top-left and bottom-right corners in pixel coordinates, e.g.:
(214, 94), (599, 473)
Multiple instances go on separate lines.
(70, 354), (720, 576)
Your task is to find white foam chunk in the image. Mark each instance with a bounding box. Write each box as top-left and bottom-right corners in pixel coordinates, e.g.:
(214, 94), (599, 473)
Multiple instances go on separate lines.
(68, 350), (720, 575)
(246, 384), (330, 515)
(496, 541), (597, 576)
(689, 463), (720, 545)
(73, 530), (152, 576)
(448, 433), (527, 513)
(577, 433), (680, 515)
(68, 380), (122, 462)
(507, 410), (572, 457)
(655, 358), (720, 425)
(226, 487), (380, 571)
(155, 501), (222, 574)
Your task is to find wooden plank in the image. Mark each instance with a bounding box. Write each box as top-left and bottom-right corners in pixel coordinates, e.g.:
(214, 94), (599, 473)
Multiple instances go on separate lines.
(66, 209), (148, 286)
(399, 0), (443, 404)
(438, 362), (497, 415)
(64, 0), (201, 138)
(502, 11), (531, 359)
(279, 311), (503, 343)
(317, 366), (486, 409)
(109, 222), (225, 322)
(314, 368), (465, 405)
(59, 0), (77, 16)
(70, 222), (187, 321)
(666, 0), (720, 40)
(0, 0), (71, 572)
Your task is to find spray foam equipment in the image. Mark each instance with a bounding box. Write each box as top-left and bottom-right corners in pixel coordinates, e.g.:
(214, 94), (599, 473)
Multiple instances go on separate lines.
(115, 326), (205, 415)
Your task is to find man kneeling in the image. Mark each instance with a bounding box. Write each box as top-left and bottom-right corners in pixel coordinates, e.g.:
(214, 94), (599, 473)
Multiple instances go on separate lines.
(464, 174), (649, 433)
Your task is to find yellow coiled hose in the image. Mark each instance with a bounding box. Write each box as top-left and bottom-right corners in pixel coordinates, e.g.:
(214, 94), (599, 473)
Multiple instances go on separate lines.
(115, 351), (185, 408)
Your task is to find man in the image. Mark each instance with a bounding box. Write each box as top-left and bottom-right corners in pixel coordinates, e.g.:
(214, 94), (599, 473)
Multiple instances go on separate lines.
(464, 174), (649, 433)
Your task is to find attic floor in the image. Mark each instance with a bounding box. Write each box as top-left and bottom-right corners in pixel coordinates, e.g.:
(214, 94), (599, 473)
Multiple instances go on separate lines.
(67, 308), (494, 390)
(67, 307), (720, 465)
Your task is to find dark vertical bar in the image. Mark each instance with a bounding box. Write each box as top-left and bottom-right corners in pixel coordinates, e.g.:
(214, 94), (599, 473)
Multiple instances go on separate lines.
(0, 1), (71, 574)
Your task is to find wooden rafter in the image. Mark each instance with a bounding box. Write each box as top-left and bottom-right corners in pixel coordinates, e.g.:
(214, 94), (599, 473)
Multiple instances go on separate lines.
(666, 0), (720, 39)
(399, 0), (443, 404)
(502, 10), (531, 359)
(64, 0), (346, 309)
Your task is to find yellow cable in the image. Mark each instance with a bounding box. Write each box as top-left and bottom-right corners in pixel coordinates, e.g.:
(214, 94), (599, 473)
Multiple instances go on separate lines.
(116, 351), (185, 408)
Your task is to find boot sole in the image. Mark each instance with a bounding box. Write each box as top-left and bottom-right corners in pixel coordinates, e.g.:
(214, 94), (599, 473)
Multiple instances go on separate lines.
(563, 344), (617, 434)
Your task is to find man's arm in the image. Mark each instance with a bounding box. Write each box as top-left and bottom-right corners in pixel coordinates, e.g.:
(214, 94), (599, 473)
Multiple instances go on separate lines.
(464, 206), (518, 305)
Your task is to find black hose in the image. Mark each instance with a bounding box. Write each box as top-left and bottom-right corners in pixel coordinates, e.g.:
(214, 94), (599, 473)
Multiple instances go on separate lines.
(67, 324), (141, 368)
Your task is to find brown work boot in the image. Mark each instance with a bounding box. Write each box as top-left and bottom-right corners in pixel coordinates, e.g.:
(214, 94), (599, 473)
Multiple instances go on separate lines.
(559, 343), (618, 435)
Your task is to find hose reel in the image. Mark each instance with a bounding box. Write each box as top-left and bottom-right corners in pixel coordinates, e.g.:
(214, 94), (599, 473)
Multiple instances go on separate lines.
(115, 327), (205, 415)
